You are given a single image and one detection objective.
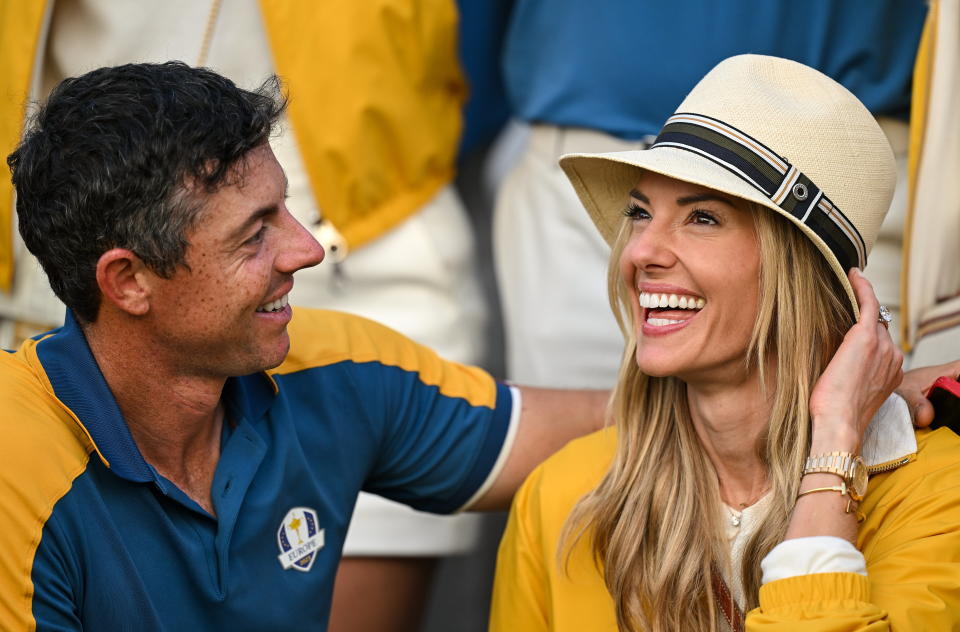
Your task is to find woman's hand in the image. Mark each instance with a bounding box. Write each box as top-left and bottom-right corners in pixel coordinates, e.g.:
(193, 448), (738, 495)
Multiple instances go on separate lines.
(786, 270), (903, 544)
(808, 268), (904, 453)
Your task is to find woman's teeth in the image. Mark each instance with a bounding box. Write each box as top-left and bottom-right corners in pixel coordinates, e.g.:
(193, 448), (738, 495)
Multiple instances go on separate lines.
(256, 293), (289, 313)
(638, 292), (705, 310)
(647, 317), (685, 326)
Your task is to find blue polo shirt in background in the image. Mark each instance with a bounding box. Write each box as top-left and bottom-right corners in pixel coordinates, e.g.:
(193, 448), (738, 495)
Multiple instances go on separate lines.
(503, 0), (928, 139)
(0, 308), (516, 630)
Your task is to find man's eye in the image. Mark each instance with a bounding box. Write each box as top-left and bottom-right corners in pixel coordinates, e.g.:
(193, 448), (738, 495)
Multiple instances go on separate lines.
(246, 226), (267, 245)
(623, 204), (651, 221)
(691, 210), (719, 225)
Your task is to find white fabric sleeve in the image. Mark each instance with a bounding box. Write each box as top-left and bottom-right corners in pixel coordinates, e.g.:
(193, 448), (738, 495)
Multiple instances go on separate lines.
(761, 536), (867, 584)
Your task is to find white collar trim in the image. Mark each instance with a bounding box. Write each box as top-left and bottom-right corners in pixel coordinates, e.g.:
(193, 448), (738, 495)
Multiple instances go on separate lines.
(860, 393), (917, 467)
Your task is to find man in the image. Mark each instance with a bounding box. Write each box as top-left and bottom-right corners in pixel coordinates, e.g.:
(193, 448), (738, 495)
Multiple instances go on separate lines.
(0, 4), (493, 630)
(0, 62), (606, 630)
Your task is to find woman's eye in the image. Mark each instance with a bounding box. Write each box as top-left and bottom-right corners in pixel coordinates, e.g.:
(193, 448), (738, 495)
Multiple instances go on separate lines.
(690, 210), (719, 225)
(623, 204), (651, 221)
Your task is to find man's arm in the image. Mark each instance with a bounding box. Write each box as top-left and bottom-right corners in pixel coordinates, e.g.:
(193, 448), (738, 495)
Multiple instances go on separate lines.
(469, 360), (960, 511)
(468, 386), (608, 510)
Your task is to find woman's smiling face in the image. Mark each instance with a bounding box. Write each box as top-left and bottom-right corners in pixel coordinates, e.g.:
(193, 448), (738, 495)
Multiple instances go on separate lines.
(619, 171), (762, 383)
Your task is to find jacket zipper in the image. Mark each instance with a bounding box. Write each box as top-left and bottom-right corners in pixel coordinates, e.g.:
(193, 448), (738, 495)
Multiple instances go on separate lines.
(867, 454), (915, 475)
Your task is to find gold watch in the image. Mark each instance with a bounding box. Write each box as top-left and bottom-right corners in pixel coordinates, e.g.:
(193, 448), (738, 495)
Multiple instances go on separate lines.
(803, 451), (868, 501)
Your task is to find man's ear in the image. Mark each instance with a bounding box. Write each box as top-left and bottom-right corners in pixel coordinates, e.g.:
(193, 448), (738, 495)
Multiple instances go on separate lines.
(95, 249), (151, 316)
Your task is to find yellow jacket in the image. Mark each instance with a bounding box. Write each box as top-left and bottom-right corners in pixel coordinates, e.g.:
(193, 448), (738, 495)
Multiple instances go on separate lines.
(491, 426), (960, 631)
(0, 0), (465, 292)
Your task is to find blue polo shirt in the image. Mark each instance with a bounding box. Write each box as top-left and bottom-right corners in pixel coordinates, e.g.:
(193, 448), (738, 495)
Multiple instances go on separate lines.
(503, 0), (927, 139)
(0, 308), (516, 630)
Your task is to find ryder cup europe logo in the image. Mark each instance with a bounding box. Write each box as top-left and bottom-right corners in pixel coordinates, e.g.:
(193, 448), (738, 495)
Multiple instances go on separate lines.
(277, 507), (325, 572)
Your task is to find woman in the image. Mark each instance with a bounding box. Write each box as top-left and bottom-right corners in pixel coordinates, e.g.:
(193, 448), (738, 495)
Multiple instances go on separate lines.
(490, 55), (960, 631)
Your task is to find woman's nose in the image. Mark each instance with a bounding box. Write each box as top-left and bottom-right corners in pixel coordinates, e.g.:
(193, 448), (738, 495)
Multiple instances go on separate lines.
(621, 222), (677, 271)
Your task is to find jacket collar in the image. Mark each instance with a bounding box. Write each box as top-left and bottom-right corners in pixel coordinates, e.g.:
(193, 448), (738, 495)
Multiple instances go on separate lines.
(861, 393), (917, 469)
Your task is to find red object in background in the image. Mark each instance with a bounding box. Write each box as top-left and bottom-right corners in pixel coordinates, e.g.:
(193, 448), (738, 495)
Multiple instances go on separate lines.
(928, 375), (960, 432)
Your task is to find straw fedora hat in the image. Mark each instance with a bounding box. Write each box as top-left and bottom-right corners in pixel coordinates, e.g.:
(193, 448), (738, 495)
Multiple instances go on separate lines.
(559, 54), (896, 317)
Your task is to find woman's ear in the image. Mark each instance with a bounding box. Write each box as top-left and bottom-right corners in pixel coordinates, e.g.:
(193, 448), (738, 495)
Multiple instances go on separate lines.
(95, 248), (151, 316)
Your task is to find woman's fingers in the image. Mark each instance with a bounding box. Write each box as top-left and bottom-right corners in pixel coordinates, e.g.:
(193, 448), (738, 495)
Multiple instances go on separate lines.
(848, 268), (901, 379)
(809, 269), (903, 439)
(849, 268), (880, 326)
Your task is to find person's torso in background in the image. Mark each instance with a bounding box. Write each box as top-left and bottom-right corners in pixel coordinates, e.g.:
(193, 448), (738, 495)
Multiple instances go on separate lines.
(503, 0), (926, 140)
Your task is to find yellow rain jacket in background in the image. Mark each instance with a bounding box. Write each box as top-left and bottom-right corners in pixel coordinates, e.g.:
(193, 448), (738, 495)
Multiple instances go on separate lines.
(0, 0), (465, 292)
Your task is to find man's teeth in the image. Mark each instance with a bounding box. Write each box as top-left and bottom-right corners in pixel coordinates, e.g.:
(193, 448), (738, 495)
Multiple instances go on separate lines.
(638, 292), (705, 310)
(256, 293), (289, 313)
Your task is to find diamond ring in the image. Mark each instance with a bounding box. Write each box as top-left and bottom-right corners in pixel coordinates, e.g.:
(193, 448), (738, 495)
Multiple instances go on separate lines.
(878, 305), (892, 329)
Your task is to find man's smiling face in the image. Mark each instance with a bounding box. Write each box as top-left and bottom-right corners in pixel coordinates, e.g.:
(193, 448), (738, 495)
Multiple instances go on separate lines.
(142, 144), (325, 378)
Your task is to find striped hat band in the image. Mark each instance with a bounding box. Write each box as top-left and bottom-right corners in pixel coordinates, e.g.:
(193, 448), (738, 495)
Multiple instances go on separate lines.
(651, 113), (867, 271)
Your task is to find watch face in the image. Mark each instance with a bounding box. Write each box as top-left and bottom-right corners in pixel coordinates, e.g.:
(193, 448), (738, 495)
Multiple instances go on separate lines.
(850, 457), (869, 500)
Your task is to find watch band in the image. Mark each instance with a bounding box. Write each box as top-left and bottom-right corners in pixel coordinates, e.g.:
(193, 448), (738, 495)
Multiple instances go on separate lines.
(803, 451), (859, 477)
(803, 450), (868, 502)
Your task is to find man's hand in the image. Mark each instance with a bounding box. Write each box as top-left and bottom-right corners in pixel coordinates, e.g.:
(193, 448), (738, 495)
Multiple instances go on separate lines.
(899, 359), (960, 428)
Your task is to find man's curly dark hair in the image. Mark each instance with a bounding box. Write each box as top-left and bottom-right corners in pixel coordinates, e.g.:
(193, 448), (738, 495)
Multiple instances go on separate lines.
(7, 61), (287, 323)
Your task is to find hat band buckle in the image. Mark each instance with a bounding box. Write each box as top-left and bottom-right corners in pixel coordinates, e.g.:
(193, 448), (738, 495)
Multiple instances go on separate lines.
(650, 112), (866, 272)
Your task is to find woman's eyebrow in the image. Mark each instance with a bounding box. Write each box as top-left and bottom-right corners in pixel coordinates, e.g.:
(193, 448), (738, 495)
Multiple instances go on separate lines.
(676, 193), (734, 206)
(628, 188), (649, 203)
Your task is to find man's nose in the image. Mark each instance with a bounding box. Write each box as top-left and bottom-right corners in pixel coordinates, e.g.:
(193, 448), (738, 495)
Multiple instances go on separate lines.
(278, 212), (325, 273)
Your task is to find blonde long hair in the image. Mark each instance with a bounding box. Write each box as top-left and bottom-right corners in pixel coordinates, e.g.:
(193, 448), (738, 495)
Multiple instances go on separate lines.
(561, 206), (855, 631)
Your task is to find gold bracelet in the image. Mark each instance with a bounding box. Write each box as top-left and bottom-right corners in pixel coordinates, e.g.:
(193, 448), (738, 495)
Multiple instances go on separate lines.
(797, 483), (857, 513)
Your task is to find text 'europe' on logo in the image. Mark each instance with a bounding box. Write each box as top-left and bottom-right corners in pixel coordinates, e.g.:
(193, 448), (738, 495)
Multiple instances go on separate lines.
(277, 506), (325, 572)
